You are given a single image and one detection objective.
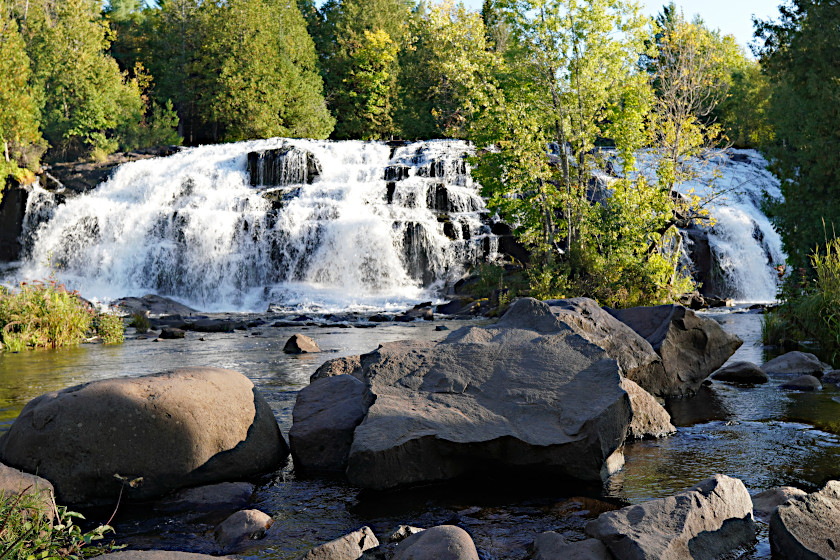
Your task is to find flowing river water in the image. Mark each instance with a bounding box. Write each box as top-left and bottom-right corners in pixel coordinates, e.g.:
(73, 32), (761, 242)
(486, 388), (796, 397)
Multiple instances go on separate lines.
(2, 307), (840, 559)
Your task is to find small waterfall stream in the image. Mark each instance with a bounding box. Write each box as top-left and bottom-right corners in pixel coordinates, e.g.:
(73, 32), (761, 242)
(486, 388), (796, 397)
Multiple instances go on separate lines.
(14, 139), (498, 312)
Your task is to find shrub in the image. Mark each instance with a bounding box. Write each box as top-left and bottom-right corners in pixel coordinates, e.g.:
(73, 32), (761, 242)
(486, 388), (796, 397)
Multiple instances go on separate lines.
(0, 279), (124, 352)
(0, 487), (116, 559)
(128, 312), (150, 334)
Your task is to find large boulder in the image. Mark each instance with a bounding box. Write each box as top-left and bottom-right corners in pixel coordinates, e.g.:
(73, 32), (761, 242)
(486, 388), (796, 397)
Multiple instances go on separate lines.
(711, 361), (769, 384)
(762, 351), (827, 377)
(0, 368), (287, 506)
(606, 305), (743, 396)
(344, 298), (631, 489)
(780, 375), (822, 391)
(284, 333), (321, 354)
(115, 294), (197, 317)
(752, 486), (807, 521)
(393, 526), (479, 560)
(585, 474), (755, 560)
(770, 480), (840, 559)
(289, 375), (368, 472)
(543, 298), (668, 396)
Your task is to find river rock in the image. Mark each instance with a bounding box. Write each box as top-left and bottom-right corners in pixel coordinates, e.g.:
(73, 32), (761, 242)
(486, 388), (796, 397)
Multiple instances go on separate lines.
(284, 333), (321, 354)
(159, 327), (186, 339)
(585, 474), (755, 560)
(544, 298), (668, 397)
(762, 351), (827, 377)
(187, 319), (238, 333)
(115, 294), (196, 317)
(310, 355), (363, 382)
(822, 370), (840, 386)
(215, 509), (273, 551)
(155, 482), (255, 513)
(711, 361), (769, 384)
(0, 367), (287, 506)
(530, 532), (611, 560)
(621, 378), (675, 440)
(393, 525), (479, 560)
(343, 298), (631, 489)
(289, 375), (368, 472)
(606, 305), (743, 396)
(0, 462), (55, 514)
(298, 526), (379, 560)
(780, 375), (821, 391)
(770, 480), (840, 559)
(752, 486), (807, 521)
(92, 553), (228, 560)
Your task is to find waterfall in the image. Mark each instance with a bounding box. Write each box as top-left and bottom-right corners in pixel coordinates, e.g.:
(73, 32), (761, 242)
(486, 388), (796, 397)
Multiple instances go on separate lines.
(14, 139), (498, 312)
(638, 149), (786, 302)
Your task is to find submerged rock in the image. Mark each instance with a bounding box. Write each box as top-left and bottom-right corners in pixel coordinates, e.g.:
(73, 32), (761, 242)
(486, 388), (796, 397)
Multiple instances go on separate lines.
(770, 480), (840, 559)
(780, 375), (821, 391)
(711, 361), (769, 384)
(585, 474), (755, 560)
(155, 482), (255, 513)
(0, 367), (287, 506)
(606, 305), (743, 396)
(215, 509), (273, 552)
(530, 532), (611, 560)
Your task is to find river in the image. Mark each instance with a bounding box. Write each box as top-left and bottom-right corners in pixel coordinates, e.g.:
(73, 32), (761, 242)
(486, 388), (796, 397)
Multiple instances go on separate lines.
(1, 306), (839, 558)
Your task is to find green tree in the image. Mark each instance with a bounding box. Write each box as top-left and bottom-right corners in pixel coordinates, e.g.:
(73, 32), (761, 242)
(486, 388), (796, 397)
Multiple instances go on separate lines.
(0, 2), (43, 192)
(755, 0), (840, 271)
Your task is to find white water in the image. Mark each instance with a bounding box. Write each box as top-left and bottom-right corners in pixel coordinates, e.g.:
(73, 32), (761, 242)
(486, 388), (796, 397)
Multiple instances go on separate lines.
(14, 139), (496, 312)
(637, 149), (786, 302)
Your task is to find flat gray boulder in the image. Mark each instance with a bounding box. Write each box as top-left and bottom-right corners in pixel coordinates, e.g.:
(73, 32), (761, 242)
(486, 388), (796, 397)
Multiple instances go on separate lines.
(298, 526), (379, 560)
(770, 480), (840, 559)
(585, 474), (755, 560)
(289, 375), (368, 472)
(780, 375), (822, 391)
(0, 368), (287, 506)
(116, 294), (196, 317)
(606, 305), (743, 396)
(762, 351), (827, 377)
(711, 361), (769, 384)
(621, 378), (675, 440)
(345, 299), (631, 489)
(393, 525), (479, 560)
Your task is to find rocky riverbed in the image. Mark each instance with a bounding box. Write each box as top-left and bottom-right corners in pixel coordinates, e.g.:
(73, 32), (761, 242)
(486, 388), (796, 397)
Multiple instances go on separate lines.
(1, 302), (840, 559)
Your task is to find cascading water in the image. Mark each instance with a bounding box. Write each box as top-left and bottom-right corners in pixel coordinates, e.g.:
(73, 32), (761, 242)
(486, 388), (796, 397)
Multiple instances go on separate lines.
(637, 149), (786, 302)
(13, 139), (498, 312)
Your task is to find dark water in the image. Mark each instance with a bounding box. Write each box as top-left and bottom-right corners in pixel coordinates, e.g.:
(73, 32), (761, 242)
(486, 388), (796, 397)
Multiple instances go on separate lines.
(2, 309), (840, 558)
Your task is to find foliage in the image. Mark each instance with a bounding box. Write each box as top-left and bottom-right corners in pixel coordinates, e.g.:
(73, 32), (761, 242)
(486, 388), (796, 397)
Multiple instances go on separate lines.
(712, 60), (774, 148)
(0, 487), (115, 559)
(763, 237), (840, 365)
(129, 312), (150, 333)
(755, 0), (840, 273)
(0, 279), (124, 352)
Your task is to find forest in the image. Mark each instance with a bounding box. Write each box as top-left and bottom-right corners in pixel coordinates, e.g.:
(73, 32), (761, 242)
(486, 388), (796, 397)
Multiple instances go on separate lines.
(0, 0), (837, 306)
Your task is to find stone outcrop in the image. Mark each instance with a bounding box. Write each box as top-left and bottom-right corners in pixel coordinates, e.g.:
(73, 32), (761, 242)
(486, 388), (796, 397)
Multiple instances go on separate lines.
(0, 367), (287, 505)
(606, 305), (743, 396)
(297, 526), (379, 560)
(770, 480), (840, 559)
(711, 361), (769, 384)
(762, 351), (828, 377)
(752, 486), (807, 521)
(585, 474), (755, 560)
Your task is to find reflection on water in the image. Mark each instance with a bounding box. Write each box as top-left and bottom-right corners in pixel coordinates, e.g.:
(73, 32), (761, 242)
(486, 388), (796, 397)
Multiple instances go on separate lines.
(3, 308), (840, 559)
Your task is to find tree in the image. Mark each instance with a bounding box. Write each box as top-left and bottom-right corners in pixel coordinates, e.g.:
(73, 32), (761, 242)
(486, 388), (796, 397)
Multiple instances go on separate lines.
(0, 2), (43, 192)
(755, 0), (840, 271)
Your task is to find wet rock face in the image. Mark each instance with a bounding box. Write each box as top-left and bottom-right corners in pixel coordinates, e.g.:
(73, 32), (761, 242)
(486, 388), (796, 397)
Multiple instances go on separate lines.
(248, 145), (321, 187)
(585, 474), (755, 560)
(762, 351), (828, 377)
(0, 367), (287, 506)
(606, 304), (743, 397)
(770, 480), (840, 559)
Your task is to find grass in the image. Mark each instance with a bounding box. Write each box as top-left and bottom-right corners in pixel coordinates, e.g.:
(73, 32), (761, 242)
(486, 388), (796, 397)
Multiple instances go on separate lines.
(0, 487), (116, 560)
(763, 237), (840, 364)
(0, 279), (124, 353)
(127, 312), (150, 334)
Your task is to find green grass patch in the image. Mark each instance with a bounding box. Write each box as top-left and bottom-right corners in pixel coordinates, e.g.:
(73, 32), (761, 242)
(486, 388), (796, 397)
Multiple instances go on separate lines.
(0, 279), (124, 353)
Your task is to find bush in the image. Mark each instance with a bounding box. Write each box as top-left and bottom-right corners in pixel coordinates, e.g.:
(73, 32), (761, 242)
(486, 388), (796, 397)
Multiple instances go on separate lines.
(0, 279), (124, 352)
(128, 312), (150, 334)
(0, 487), (115, 559)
